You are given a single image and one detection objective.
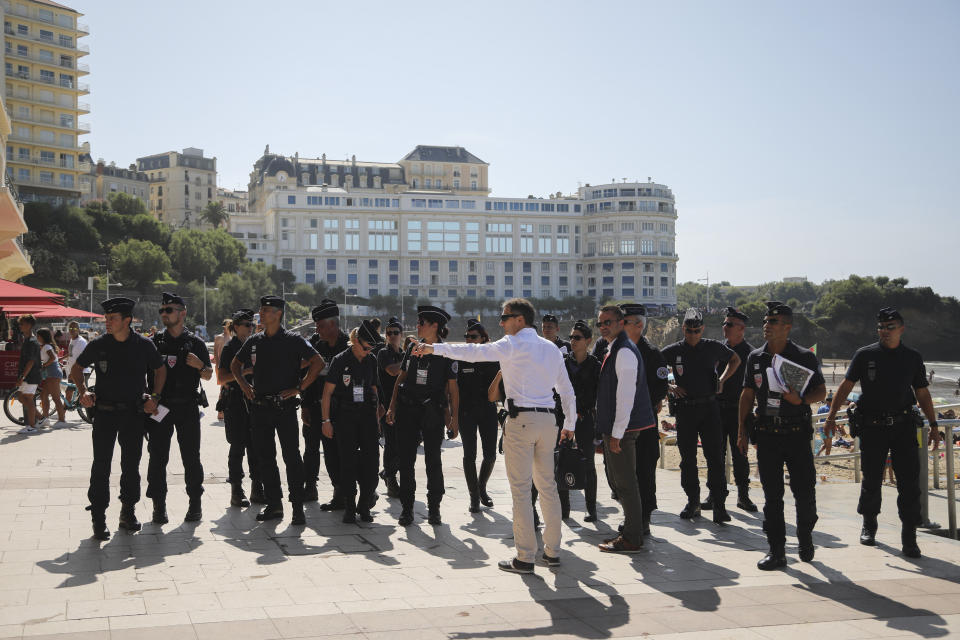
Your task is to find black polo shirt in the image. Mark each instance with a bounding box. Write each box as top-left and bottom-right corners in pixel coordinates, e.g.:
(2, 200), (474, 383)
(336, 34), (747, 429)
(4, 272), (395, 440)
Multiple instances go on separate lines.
(376, 344), (404, 407)
(235, 329), (318, 395)
(218, 335), (249, 392)
(845, 342), (928, 415)
(18, 335), (42, 384)
(399, 345), (456, 404)
(150, 329), (211, 402)
(565, 353), (600, 414)
(717, 338), (754, 404)
(743, 340), (825, 418)
(325, 348), (379, 407)
(457, 360), (500, 411)
(636, 336), (669, 406)
(592, 338), (609, 361)
(552, 338), (572, 356)
(302, 331), (350, 403)
(661, 338), (734, 398)
(77, 332), (163, 403)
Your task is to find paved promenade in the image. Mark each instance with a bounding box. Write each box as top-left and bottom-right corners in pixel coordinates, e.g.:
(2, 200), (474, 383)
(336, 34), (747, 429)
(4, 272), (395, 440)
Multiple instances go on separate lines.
(0, 377), (958, 640)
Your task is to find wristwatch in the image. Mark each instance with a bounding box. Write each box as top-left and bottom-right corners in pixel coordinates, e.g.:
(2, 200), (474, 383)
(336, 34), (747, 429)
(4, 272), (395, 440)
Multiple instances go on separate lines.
(149, 393), (160, 401)
(321, 418), (331, 423)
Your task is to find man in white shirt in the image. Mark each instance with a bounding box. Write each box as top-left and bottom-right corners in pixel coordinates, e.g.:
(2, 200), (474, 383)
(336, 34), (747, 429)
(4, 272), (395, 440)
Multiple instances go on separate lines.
(414, 298), (576, 573)
(64, 321), (88, 405)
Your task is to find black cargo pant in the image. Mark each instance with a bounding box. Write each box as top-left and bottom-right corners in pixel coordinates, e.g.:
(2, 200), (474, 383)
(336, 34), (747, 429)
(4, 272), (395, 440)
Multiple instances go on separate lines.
(675, 400), (724, 503)
(397, 399), (445, 509)
(145, 402), (204, 500)
(459, 402), (499, 464)
(224, 391), (259, 485)
(858, 419), (921, 525)
(634, 426), (661, 519)
(756, 427), (818, 552)
(253, 402), (304, 505)
(304, 402), (339, 489)
(334, 404), (380, 506)
(720, 403), (751, 493)
(88, 407), (144, 510)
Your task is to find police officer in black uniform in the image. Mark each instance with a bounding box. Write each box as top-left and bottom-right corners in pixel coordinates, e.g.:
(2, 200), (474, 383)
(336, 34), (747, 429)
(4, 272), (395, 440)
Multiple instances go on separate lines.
(542, 314), (571, 355)
(377, 317), (404, 498)
(216, 308), (264, 507)
(738, 301), (826, 569)
(662, 308), (740, 523)
(560, 320), (601, 521)
(145, 292), (212, 524)
(385, 305), (459, 526)
(71, 298), (166, 540)
(457, 319), (501, 513)
(320, 320), (383, 523)
(231, 296), (324, 524)
(620, 303), (669, 534)
(824, 307), (941, 557)
(302, 299), (350, 509)
(710, 307), (757, 512)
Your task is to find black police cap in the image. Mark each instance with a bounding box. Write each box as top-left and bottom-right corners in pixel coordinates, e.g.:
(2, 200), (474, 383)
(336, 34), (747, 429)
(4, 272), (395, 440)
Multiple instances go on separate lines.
(260, 295), (285, 310)
(765, 301), (793, 318)
(877, 307), (903, 323)
(358, 319), (383, 345)
(417, 305), (451, 324)
(619, 303), (646, 317)
(232, 308), (254, 322)
(101, 297), (135, 315)
(724, 306), (749, 323)
(386, 316), (403, 330)
(572, 319), (593, 339)
(161, 291), (185, 307)
(466, 318), (485, 333)
(682, 308), (703, 326)
(312, 298), (339, 321)
(542, 314), (559, 324)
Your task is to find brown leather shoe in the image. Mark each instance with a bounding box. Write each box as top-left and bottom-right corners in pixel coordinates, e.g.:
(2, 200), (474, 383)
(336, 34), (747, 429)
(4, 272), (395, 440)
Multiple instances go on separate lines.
(599, 536), (643, 554)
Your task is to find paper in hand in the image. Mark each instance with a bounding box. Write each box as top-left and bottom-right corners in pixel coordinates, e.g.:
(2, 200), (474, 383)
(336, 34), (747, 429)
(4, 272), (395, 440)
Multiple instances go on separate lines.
(151, 404), (170, 422)
(772, 354), (814, 395)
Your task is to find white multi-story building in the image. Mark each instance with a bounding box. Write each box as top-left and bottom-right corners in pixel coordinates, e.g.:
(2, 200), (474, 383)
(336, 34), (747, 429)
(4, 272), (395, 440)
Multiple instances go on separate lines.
(230, 145), (678, 312)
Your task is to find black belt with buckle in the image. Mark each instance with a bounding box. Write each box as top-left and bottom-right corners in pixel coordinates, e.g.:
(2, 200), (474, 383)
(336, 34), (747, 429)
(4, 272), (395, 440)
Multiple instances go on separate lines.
(864, 409), (913, 427)
(252, 394), (300, 409)
(755, 415), (811, 434)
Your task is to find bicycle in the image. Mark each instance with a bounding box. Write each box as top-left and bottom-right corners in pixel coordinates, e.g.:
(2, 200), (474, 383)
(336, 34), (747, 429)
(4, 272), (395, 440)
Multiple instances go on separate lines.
(4, 379), (93, 426)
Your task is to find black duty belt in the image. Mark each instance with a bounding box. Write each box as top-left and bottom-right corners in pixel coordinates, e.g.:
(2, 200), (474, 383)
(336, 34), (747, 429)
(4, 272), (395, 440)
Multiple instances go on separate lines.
(755, 415), (811, 434)
(252, 394), (300, 409)
(675, 395), (717, 407)
(95, 401), (141, 412)
(717, 399), (739, 410)
(863, 410), (914, 427)
(163, 396), (198, 406)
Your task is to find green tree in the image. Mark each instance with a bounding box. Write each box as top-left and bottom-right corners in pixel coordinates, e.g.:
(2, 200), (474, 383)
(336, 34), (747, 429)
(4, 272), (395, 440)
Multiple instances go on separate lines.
(204, 229), (247, 277)
(126, 214), (172, 250)
(201, 201), (229, 228)
(111, 239), (171, 292)
(454, 296), (481, 317)
(169, 229), (217, 281)
(107, 192), (148, 216)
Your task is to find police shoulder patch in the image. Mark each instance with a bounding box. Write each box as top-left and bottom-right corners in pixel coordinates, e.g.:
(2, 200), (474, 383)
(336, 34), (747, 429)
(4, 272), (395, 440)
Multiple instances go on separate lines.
(656, 366), (669, 379)
(450, 361), (458, 374)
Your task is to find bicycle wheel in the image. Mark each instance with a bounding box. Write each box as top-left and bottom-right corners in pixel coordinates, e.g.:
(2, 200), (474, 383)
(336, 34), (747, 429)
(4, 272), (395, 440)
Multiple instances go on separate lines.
(77, 405), (92, 424)
(3, 389), (25, 426)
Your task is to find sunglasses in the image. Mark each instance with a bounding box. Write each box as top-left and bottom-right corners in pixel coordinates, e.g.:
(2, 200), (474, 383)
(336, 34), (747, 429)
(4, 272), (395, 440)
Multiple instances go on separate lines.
(684, 327), (703, 334)
(386, 330), (401, 336)
(597, 319), (616, 327)
(877, 323), (900, 331)
(417, 319), (430, 326)
(568, 335), (585, 341)
(500, 313), (520, 322)
(763, 318), (780, 325)
(464, 333), (481, 340)
(159, 306), (183, 315)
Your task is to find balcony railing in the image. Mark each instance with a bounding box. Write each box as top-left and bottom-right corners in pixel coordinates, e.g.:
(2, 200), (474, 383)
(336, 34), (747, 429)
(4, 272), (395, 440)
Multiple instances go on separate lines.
(4, 173), (23, 206)
(8, 133), (85, 152)
(7, 155), (85, 170)
(4, 69), (90, 92)
(4, 48), (90, 73)
(7, 174), (78, 192)
(3, 27), (90, 53)
(8, 111), (90, 133)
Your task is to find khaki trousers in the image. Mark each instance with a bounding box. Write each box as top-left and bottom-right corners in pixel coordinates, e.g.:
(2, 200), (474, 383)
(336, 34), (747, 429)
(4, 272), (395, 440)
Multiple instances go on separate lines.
(503, 411), (561, 563)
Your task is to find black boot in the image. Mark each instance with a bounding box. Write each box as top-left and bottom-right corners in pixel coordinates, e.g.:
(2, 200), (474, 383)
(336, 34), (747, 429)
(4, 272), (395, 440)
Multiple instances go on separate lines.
(231, 483), (250, 508)
(679, 500), (701, 519)
(798, 528), (815, 562)
(303, 482), (319, 502)
(291, 502), (306, 525)
(320, 488), (344, 511)
(151, 498), (168, 524)
(464, 458), (481, 513)
(342, 496), (357, 524)
(184, 497), (202, 522)
(383, 473), (401, 499)
(256, 504), (283, 521)
(398, 505), (414, 526)
(86, 506), (109, 541)
(712, 497), (731, 524)
(250, 482), (267, 504)
(478, 458), (495, 507)
(902, 523), (921, 558)
(757, 549), (787, 570)
(737, 485), (758, 512)
(700, 495), (714, 511)
(118, 502), (141, 532)
(860, 514), (878, 546)
(428, 501), (442, 525)
(559, 490), (571, 520)
(642, 514), (651, 537)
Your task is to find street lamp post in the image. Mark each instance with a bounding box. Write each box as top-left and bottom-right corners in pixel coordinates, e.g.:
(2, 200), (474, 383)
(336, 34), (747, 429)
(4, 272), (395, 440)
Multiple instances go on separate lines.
(697, 271), (710, 313)
(203, 275), (218, 330)
(343, 292), (359, 328)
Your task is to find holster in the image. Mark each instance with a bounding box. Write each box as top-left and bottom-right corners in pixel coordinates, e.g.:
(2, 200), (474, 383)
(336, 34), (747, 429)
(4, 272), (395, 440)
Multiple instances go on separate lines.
(846, 405), (862, 437)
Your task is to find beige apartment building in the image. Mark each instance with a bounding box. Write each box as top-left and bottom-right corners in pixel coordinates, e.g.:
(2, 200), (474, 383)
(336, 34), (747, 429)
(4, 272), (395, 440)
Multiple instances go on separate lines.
(137, 147), (217, 228)
(0, 62), (31, 279)
(79, 159), (150, 206)
(2, 0), (89, 205)
(217, 186), (247, 215)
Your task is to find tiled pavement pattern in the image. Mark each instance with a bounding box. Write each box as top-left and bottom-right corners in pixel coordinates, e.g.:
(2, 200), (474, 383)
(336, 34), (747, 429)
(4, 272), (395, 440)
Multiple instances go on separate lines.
(0, 378), (958, 639)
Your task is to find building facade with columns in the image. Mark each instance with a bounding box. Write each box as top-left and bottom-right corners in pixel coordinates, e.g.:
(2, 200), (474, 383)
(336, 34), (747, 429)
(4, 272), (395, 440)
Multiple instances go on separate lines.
(230, 145), (678, 312)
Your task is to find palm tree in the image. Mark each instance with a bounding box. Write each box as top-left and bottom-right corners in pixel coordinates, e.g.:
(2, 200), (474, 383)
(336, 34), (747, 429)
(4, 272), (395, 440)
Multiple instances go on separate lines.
(201, 201), (229, 228)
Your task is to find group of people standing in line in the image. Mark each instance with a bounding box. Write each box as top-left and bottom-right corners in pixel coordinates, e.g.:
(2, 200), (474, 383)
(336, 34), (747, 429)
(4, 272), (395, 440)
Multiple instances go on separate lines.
(60, 291), (941, 574)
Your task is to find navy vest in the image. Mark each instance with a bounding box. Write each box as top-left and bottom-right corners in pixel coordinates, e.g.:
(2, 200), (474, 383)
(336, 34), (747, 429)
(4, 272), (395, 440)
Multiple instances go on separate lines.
(596, 331), (656, 437)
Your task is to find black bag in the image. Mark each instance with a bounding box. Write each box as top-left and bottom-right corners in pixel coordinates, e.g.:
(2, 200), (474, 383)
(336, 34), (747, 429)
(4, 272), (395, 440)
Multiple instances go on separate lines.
(846, 405), (862, 437)
(554, 440), (589, 491)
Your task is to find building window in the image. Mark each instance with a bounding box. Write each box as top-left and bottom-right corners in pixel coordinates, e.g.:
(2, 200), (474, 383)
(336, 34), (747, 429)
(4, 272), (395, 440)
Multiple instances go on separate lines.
(344, 232), (359, 250)
(287, 195), (296, 204)
(410, 260), (419, 272)
(323, 232), (338, 250)
(538, 238), (552, 254)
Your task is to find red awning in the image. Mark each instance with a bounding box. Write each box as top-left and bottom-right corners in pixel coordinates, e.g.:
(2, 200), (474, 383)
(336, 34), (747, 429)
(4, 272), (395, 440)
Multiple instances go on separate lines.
(0, 279), (65, 305)
(32, 306), (104, 319)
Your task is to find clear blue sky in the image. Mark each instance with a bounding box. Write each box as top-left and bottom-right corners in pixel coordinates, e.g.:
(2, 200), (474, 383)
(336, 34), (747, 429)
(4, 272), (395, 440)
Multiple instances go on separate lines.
(78, 1), (960, 296)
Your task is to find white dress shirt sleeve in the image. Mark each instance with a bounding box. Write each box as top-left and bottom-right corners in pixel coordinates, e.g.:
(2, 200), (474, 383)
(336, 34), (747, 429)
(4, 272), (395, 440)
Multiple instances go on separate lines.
(612, 348), (639, 439)
(431, 338), (512, 363)
(553, 350), (578, 431)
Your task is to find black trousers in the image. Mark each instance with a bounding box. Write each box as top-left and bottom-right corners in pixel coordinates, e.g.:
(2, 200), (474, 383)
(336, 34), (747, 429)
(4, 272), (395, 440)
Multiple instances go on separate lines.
(459, 403), (498, 464)
(675, 401), (724, 503)
(720, 404), (751, 491)
(304, 402), (339, 488)
(252, 403), (304, 505)
(88, 408), (144, 510)
(145, 403), (204, 500)
(334, 404), (380, 505)
(560, 413), (598, 506)
(858, 420), (921, 525)
(397, 401), (445, 509)
(224, 393), (259, 485)
(756, 429), (818, 551)
(634, 426), (661, 518)
(381, 413), (399, 478)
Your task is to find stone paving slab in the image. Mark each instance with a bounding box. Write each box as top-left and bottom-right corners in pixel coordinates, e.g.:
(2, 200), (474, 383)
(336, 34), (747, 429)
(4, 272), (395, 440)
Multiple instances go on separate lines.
(0, 377), (958, 639)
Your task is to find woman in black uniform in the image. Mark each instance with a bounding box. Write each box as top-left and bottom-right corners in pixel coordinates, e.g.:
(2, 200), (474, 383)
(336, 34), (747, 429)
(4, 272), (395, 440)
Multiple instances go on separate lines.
(560, 320), (601, 521)
(457, 319), (501, 513)
(321, 320), (383, 523)
(385, 306), (459, 526)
